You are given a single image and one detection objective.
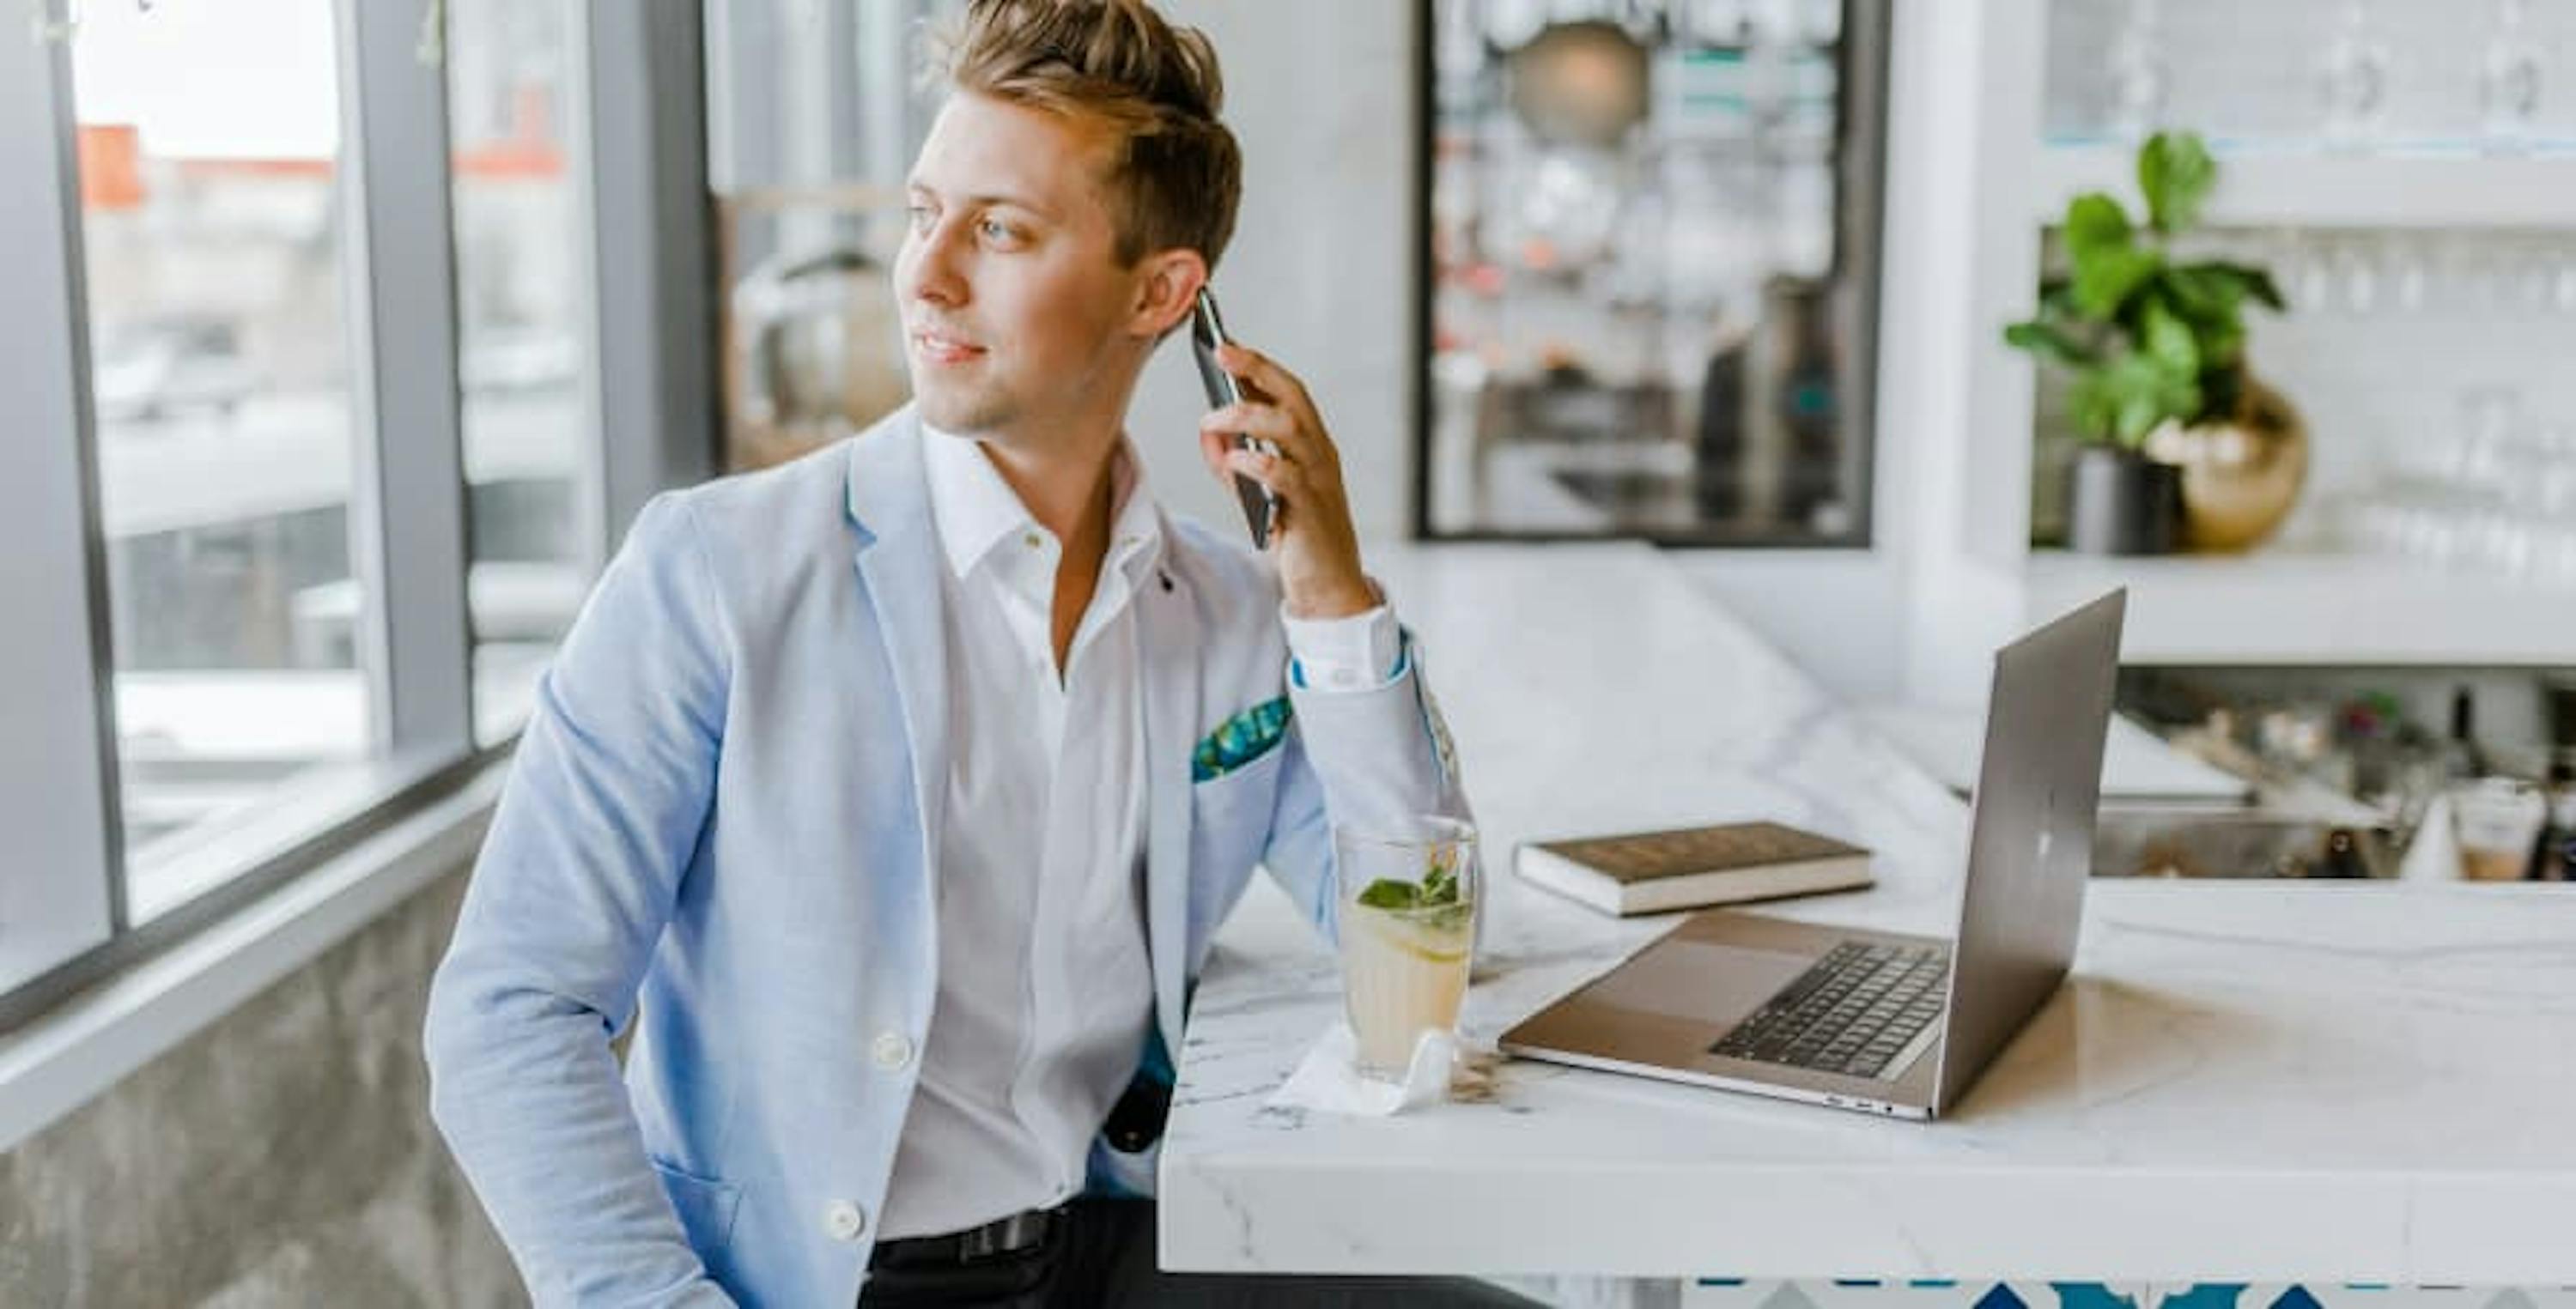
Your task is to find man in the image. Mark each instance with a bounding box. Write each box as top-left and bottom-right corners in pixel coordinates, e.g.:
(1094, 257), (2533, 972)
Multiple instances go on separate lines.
(423, 3), (1529, 1305)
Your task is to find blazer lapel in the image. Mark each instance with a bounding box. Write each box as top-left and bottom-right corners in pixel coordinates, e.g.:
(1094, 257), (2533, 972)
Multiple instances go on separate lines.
(1133, 535), (1201, 1058)
(847, 414), (951, 909)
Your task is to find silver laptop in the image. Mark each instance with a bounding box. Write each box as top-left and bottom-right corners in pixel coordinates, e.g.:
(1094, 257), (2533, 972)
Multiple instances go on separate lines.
(1498, 590), (2127, 1120)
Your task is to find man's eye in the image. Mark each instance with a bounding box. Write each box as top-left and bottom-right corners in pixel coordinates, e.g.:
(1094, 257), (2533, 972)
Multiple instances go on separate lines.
(979, 217), (1018, 243)
(906, 204), (934, 231)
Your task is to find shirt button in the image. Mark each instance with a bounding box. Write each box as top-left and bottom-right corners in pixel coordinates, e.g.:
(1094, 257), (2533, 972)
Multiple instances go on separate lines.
(871, 1031), (915, 1071)
(823, 1199), (867, 1242)
(1023, 531), (1042, 550)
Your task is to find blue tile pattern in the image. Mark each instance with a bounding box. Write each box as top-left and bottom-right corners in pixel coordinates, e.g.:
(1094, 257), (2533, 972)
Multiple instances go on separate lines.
(1677, 1282), (2576, 1309)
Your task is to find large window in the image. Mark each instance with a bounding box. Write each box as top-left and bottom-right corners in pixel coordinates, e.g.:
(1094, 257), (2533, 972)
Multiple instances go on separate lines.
(0, 0), (708, 1027)
(72, 0), (375, 908)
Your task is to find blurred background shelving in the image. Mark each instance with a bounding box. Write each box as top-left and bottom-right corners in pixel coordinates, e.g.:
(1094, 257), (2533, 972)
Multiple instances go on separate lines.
(1909, 0), (2576, 683)
(2028, 148), (2576, 228)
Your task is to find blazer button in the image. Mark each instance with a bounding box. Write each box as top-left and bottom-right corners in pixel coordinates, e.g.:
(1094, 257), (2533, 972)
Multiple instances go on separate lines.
(823, 1199), (867, 1243)
(871, 1031), (916, 1071)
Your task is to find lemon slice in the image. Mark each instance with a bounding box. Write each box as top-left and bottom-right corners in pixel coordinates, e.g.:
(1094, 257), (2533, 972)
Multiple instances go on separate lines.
(1352, 904), (1471, 962)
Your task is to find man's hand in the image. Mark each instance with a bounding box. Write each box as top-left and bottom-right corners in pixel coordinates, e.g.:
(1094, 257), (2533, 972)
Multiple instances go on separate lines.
(1195, 342), (1376, 621)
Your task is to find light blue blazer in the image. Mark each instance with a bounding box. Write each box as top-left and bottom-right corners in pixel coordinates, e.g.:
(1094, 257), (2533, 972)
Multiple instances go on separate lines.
(422, 408), (1470, 1308)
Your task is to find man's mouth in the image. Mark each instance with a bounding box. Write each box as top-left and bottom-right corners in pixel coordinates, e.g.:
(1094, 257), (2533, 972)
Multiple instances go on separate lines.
(911, 330), (987, 366)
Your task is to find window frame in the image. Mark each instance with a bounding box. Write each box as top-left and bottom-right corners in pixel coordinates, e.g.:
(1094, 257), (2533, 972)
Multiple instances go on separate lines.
(0, 0), (125, 1007)
(344, 0), (475, 762)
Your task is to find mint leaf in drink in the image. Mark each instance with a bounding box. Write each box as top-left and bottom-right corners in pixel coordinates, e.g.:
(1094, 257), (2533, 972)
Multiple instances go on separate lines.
(1419, 851), (1465, 907)
(1355, 878), (1420, 911)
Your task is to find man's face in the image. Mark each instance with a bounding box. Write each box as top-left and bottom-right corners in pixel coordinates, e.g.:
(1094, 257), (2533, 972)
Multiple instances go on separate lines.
(895, 92), (1146, 442)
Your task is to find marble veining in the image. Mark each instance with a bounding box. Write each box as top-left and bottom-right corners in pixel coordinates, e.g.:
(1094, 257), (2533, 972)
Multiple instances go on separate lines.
(1158, 544), (2576, 1289)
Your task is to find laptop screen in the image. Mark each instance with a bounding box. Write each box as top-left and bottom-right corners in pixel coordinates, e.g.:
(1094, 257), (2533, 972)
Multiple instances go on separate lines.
(1932, 590), (2126, 1113)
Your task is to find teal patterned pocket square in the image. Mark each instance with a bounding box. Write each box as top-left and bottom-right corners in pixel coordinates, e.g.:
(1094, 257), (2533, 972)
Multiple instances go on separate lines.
(1191, 696), (1292, 783)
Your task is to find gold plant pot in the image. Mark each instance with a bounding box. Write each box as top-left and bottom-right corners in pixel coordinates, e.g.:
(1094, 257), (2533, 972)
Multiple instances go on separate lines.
(2144, 373), (2309, 553)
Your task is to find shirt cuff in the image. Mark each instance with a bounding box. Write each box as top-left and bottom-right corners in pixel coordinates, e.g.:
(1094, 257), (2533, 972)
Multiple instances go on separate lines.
(1283, 591), (1403, 694)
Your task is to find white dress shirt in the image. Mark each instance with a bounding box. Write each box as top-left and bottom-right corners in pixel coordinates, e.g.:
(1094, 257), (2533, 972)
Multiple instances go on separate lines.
(878, 427), (1397, 1239)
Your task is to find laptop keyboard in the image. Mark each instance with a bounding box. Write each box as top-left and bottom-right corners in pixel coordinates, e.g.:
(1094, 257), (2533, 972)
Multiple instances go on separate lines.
(1706, 941), (1949, 1081)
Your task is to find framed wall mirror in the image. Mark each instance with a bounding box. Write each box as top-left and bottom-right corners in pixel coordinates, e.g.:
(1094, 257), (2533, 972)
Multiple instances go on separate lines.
(1417, 0), (1891, 545)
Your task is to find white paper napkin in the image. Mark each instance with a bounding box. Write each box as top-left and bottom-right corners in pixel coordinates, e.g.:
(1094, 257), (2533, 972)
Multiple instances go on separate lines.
(1266, 1022), (1462, 1116)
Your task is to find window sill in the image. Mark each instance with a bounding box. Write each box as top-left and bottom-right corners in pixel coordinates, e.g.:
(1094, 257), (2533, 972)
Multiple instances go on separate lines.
(0, 760), (504, 1153)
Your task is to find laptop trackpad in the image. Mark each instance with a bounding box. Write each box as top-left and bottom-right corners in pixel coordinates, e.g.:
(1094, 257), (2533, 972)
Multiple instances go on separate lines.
(1582, 940), (1817, 1030)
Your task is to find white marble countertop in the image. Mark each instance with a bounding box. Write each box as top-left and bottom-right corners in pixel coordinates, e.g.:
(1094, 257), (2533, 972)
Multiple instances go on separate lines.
(1157, 543), (2576, 1287)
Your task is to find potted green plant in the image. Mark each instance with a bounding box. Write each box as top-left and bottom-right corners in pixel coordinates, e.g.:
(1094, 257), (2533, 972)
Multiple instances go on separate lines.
(2004, 131), (2303, 555)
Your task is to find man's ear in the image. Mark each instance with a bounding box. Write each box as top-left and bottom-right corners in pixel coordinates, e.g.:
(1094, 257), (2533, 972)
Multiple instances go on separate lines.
(1127, 249), (1208, 341)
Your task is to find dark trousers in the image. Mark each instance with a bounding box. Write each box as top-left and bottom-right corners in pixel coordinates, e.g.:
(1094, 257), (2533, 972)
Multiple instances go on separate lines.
(857, 1197), (1544, 1308)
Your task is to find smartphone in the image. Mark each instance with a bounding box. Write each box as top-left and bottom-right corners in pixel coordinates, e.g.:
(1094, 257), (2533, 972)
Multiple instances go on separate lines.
(1189, 287), (1279, 549)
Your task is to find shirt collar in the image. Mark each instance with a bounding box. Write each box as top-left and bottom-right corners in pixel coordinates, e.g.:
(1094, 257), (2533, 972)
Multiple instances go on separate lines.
(920, 421), (1165, 584)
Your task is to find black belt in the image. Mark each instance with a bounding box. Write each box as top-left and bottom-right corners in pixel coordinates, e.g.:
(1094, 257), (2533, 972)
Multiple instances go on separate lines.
(868, 1205), (1065, 1270)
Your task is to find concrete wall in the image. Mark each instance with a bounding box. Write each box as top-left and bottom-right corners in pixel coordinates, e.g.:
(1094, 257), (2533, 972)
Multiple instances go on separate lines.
(0, 870), (521, 1309)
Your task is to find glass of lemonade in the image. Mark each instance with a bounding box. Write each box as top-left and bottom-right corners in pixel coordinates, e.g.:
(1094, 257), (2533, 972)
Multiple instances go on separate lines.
(1334, 816), (1479, 1082)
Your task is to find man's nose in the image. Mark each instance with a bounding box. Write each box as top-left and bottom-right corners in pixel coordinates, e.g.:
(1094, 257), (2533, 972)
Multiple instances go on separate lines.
(899, 223), (967, 306)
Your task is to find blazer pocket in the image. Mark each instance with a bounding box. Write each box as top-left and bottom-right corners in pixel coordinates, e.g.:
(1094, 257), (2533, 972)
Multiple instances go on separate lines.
(1189, 735), (1285, 800)
(1191, 696), (1292, 783)
(648, 1157), (744, 1257)
(1189, 738), (1286, 865)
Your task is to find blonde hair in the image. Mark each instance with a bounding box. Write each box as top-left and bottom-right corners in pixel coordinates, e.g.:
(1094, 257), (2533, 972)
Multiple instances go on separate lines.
(929, 0), (1242, 270)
